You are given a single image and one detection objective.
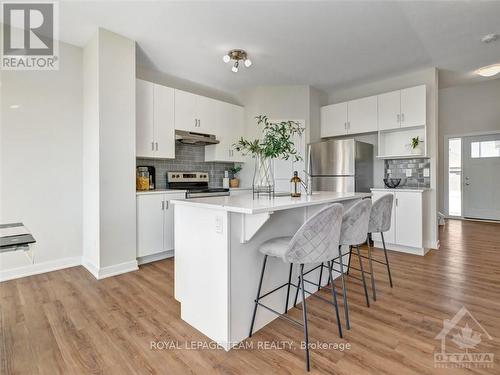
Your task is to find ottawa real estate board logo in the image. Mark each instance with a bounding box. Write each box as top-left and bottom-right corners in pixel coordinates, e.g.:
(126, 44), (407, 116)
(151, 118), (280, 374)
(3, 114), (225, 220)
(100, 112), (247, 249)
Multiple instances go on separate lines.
(1, 1), (59, 70)
(434, 306), (494, 369)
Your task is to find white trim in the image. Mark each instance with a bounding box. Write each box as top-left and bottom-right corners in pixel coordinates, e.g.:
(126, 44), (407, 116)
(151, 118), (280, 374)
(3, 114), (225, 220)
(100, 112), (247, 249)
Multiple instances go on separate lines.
(0, 256), (81, 282)
(373, 241), (430, 256)
(137, 250), (173, 265)
(81, 257), (99, 279)
(91, 260), (139, 280)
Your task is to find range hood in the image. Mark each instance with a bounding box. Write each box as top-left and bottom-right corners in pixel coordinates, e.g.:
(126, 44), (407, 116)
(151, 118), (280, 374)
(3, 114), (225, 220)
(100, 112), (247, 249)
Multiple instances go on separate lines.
(175, 130), (219, 145)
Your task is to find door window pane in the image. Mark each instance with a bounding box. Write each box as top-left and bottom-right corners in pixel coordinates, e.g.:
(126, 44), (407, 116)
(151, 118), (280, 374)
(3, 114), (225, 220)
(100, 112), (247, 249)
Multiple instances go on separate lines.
(471, 140), (500, 158)
(449, 138), (461, 216)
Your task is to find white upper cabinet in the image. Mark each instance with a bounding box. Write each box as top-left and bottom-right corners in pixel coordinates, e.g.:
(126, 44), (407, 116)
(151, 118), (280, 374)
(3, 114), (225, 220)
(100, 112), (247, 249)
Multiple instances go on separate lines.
(154, 84), (175, 159)
(348, 95), (378, 134)
(400, 85), (426, 128)
(378, 90), (401, 131)
(174, 90), (217, 134)
(174, 90), (198, 132)
(320, 102), (348, 138)
(205, 101), (245, 163)
(378, 85), (426, 130)
(136, 79), (175, 159)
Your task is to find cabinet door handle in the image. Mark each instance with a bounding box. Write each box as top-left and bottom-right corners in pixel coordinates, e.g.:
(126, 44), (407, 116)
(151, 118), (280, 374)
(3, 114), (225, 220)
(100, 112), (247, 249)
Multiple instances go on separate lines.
(161, 201), (165, 210)
(401, 113), (405, 122)
(166, 201), (169, 210)
(397, 114), (400, 123)
(198, 119), (201, 127)
(395, 198), (398, 207)
(155, 142), (158, 151)
(151, 142), (155, 151)
(194, 119), (197, 127)
(344, 122), (347, 130)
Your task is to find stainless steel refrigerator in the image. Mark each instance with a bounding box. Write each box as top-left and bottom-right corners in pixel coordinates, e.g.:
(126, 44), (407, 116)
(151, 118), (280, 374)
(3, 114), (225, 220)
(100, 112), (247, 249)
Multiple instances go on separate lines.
(307, 139), (373, 192)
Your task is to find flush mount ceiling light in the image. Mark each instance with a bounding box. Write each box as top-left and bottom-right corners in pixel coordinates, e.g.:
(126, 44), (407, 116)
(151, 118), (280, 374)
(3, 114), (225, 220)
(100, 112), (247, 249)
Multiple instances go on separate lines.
(222, 49), (252, 73)
(475, 63), (500, 77)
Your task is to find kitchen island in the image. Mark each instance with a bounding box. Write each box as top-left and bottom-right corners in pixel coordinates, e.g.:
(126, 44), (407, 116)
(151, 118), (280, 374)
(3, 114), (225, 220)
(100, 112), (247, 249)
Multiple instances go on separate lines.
(171, 191), (371, 350)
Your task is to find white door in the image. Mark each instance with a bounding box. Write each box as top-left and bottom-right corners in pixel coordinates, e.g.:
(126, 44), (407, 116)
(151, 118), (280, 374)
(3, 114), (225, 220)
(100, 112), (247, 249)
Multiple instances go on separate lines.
(348, 95), (378, 134)
(196, 95), (217, 133)
(154, 84), (175, 159)
(371, 191), (396, 244)
(463, 134), (500, 220)
(136, 79), (155, 157)
(394, 192), (422, 248)
(137, 194), (165, 257)
(377, 90), (401, 131)
(163, 193), (185, 252)
(174, 89), (198, 132)
(400, 85), (426, 128)
(321, 102), (348, 137)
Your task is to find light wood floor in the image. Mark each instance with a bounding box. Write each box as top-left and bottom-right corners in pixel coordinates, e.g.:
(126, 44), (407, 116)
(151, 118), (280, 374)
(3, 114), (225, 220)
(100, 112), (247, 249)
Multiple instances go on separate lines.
(1, 219), (499, 374)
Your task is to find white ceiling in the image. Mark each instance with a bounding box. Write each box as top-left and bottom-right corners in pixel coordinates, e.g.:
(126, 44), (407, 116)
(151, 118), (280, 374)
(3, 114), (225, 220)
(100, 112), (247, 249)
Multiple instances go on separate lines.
(59, 1), (500, 94)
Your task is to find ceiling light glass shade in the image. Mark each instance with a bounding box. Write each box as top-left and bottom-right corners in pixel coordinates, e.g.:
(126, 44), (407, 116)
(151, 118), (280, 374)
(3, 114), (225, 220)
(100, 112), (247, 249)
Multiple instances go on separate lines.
(475, 64), (500, 77)
(231, 62), (239, 73)
(222, 54), (230, 63)
(244, 59), (252, 67)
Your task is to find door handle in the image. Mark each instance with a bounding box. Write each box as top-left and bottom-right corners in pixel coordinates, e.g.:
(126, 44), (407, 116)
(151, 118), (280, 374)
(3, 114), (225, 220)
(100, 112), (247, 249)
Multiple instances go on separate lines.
(151, 142), (154, 151)
(155, 142), (158, 151)
(161, 201), (165, 210)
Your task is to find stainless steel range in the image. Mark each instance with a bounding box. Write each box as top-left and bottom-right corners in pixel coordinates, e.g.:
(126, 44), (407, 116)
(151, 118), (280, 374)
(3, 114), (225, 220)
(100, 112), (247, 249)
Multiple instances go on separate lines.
(167, 172), (229, 199)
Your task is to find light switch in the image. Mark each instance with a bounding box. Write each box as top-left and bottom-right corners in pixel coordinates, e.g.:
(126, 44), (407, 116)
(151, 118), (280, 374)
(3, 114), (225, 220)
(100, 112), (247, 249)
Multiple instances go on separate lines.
(215, 216), (223, 233)
(406, 169), (412, 177)
(423, 168), (430, 177)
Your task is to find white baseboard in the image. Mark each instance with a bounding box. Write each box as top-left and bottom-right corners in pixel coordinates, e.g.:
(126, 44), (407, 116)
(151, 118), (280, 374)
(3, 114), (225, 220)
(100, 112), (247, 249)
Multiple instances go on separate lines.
(425, 240), (440, 250)
(0, 256), (81, 282)
(373, 241), (428, 256)
(137, 250), (173, 265)
(82, 259), (139, 280)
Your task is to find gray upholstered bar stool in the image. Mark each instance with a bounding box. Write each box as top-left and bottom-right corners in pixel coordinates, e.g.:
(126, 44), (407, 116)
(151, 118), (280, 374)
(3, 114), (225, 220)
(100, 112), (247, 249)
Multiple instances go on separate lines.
(367, 194), (394, 291)
(347, 193), (394, 301)
(320, 199), (373, 319)
(249, 203), (344, 372)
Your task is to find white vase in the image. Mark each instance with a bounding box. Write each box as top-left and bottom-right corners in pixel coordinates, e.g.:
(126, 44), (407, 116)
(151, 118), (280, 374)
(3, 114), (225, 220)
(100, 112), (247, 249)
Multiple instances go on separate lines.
(412, 146), (423, 155)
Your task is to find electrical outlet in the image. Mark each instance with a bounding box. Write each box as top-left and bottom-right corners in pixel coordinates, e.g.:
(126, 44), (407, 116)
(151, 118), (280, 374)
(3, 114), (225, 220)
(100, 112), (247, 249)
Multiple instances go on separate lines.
(423, 168), (430, 177)
(406, 169), (412, 177)
(215, 216), (223, 233)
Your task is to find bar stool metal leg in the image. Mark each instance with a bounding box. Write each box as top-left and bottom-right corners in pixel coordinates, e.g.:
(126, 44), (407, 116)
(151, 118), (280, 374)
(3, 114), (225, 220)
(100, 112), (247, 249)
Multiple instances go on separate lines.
(338, 245), (350, 330)
(346, 246), (353, 275)
(327, 261), (343, 338)
(381, 232), (393, 288)
(249, 255), (268, 337)
(293, 274), (300, 307)
(317, 262), (323, 291)
(366, 235), (377, 301)
(354, 245), (370, 307)
(284, 263), (293, 314)
(299, 264), (311, 372)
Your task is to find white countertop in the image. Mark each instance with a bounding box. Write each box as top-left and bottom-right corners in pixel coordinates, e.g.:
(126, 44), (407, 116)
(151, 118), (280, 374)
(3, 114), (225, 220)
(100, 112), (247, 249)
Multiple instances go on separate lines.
(229, 186), (252, 191)
(371, 187), (430, 192)
(136, 189), (187, 195)
(171, 191), (371, 214)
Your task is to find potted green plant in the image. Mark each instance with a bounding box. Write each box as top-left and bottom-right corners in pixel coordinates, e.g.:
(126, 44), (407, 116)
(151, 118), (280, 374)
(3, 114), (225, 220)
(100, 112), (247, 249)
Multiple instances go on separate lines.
(229, 165), (242, 188)
(410, 136), (424, 155)
(233, 115), (304, 196)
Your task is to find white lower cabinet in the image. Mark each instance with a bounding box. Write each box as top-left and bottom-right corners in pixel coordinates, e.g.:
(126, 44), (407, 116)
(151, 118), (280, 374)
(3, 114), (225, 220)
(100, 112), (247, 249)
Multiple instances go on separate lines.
(137, 192), (185, 259)
(371, 189), (426, 255)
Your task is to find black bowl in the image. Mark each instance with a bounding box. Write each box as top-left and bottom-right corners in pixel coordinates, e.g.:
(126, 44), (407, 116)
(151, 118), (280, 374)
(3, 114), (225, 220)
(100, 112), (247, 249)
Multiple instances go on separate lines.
(383, 178), (402, 189)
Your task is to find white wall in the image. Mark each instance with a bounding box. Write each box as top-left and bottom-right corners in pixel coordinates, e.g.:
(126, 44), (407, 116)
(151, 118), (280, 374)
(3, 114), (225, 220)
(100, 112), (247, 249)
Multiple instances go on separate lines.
(328, 68), (439, 249)
(438, 78), (500, 214)
(236, 85), (318, 187)
(98, 29), (136, 269)
(137, 65), (240, 105)
(0, 42), (83, 274)
(82, 32), (100, 270)
(82, 28), (137, 276)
